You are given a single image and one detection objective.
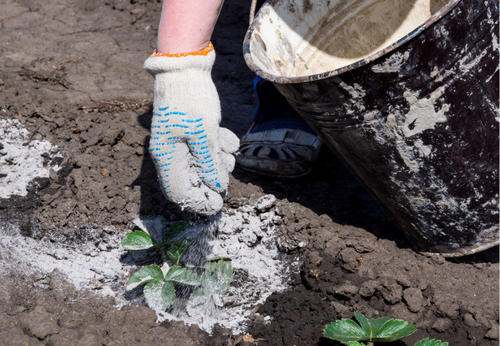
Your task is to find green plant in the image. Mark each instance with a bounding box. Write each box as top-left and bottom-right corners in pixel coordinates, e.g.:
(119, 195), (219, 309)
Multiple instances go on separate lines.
(121, 222), (234, 311)
(121, 229), (154, 250)
(323, 313), (448, 346)
(414, 338), (448, 346)
(122, 222), (192, 264)
(323, 312), (416, 345)
(166, 240), (190, 265)
(122, 221), (188, 252)
(126, 263), (201, 310)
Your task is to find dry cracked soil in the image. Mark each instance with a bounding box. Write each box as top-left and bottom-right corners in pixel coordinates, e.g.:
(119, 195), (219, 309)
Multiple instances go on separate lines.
(0, 0), (498, 345)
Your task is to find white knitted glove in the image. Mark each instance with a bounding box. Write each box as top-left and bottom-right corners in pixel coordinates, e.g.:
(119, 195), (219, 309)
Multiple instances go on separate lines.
(144, 44), (239, 215)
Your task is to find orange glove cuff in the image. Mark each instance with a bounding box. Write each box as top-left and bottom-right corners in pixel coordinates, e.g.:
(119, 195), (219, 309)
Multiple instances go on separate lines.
(151, 42), (214, 58)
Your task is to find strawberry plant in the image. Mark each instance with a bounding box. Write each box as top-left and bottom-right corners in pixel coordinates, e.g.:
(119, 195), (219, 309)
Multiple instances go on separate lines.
(126, 263), (200, 310)
(121, 228), (154, 250)
(323, 312), (448, 346)
(414, 338), (448, 346)
(323, 312), (416, 345)
(121, 221), (188, 254)
(121, 222), (233, 311)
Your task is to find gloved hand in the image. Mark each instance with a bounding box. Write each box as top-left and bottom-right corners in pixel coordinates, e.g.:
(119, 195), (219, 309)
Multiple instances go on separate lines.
(144, 43), (239, 215)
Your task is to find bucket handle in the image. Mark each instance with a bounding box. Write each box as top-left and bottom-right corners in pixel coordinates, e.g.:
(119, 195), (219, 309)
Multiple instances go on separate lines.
(249, 0), (258, 25)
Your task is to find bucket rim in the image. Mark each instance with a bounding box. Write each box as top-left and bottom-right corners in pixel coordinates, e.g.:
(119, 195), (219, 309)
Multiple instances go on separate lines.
(423, 238), (500, 258)
(243, 0), (462, 84)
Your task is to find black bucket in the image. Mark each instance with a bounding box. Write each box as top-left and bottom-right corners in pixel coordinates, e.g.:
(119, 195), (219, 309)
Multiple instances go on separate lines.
(243, 0), (499, 256)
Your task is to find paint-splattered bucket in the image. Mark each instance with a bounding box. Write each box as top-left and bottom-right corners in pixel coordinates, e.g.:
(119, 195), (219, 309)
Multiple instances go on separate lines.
(243, 0), (499, 256)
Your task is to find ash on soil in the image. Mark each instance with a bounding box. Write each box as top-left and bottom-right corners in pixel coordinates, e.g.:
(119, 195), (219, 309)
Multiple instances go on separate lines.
(0, 0), (498, 346)
(131, 198), (295, 335)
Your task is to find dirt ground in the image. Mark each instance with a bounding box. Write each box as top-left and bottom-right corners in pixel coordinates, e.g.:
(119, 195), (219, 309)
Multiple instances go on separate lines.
(0, 0), (498, 345)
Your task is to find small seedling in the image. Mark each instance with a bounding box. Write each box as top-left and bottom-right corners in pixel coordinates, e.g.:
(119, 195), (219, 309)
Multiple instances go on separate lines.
(166, 240), (189, 265)
(122, 222), (234, 312)
(323, 312), (416, 345)
(122, 222), (192, 263)
(414, 338), (448, 346)
(121, 229), (154, 250)
(126, 263), (201, 310)
(122, 221), (189, 250)
(323, 313), (449, 346)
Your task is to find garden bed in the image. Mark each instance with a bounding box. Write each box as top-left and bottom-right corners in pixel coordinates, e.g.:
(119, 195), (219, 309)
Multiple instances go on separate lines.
(0, 0), (497, 345)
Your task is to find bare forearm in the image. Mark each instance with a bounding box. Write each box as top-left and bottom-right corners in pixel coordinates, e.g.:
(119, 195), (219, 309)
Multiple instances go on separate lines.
(157, 0), (224, 53)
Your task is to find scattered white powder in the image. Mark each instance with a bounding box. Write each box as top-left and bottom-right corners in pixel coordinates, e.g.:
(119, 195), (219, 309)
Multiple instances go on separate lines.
(0, 195), (294, 335)
(0, 223), (127, 297)
(137, 196), (294, 334)
(0, 118), (63, 198)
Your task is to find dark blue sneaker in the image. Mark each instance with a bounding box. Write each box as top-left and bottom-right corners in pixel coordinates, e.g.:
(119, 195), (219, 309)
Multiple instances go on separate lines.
(237, 77), (321, 178)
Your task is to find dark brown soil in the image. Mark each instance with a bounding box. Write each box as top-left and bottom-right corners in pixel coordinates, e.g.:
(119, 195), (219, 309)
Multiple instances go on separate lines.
(0, 0), (498, 346)
(239, 163), (499, 345)
(0, 272), (232, 346)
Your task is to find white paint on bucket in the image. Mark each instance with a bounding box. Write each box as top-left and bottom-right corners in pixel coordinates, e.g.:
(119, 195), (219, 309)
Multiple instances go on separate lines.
(402, 87), (449, 137)
(371, 51), (410, 73)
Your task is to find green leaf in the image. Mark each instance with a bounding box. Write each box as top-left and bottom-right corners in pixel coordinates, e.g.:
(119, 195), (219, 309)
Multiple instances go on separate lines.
(323, 319), (366, 343)
(126, 264), (164, 290)
(121, 230), (154, 250)
(164, 266), (201, 286)
(373, 318), (416, 342)
(366, 317), (392, 336)
(354, 313), (391, 340)
(143, 280), (170, 311)
(161, 281), (176, 308)
(204, 259), (233, 289)
(354, 313), (371, 336)
(166, 241), (189, 265)
(414, 337), (449, 346)
(346, 342), (366, 346)
(325, 314), (416, 344)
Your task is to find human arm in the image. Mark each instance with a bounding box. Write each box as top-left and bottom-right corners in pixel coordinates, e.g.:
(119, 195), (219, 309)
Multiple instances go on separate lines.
(144, 0), (239, 216)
